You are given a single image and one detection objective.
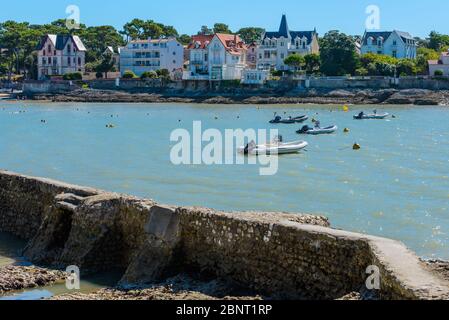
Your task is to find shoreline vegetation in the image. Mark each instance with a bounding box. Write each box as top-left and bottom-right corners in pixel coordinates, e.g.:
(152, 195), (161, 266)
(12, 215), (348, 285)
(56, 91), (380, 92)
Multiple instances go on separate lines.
(16, 88), (449, 106)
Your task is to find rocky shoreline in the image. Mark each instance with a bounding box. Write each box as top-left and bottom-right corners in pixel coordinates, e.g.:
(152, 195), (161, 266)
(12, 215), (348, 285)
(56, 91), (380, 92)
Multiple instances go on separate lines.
(27, 88), (449, 106)
(0, 265), (66, 295)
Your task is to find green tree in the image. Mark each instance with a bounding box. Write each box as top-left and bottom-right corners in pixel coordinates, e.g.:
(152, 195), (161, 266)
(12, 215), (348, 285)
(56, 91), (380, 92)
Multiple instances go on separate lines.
(122, 70), (137, 79)
(213, 23), (232, 34)
(178, 34), (192, 45)
(428, 31), (449, 51)
(416, 47), (440, 74)
(79, 26), (125, 63)
(319, 31), (359, 76)
(237, 27), (265, 43)
(304, 53), (321, 74)
(198, 26), (213, 35)
(95, 52), (116, 79)
(284, 54), (305, 73)
(140, 71), (158, 79)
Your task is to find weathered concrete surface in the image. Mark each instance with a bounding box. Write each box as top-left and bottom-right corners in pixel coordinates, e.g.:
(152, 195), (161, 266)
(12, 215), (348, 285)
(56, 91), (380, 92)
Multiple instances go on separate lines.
(0, 169), (448, 300)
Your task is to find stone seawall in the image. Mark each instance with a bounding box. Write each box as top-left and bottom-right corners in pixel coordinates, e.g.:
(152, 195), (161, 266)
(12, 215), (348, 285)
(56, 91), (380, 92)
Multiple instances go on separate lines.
(0, 170), (448, 300)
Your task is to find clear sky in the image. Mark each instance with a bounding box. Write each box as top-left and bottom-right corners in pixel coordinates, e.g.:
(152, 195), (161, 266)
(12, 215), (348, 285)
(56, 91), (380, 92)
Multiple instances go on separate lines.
(1, 0), (448, 38)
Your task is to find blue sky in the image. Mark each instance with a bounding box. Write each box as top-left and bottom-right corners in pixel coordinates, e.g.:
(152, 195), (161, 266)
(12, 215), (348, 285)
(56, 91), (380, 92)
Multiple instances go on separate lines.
(1, 0), (447, 38)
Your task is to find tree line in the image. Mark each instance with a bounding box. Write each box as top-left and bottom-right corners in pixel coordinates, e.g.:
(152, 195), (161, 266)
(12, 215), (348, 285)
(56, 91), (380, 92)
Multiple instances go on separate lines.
(1, 18), (448, 80)
(283, 30), (449, 77)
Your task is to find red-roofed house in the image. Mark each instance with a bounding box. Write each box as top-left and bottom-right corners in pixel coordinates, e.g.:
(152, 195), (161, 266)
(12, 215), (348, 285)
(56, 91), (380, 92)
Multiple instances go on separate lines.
(184, 33), (248, 81)
(428, 50), (449, 76)
(209, 34), (247, 80)
(185, 35), (214, 80)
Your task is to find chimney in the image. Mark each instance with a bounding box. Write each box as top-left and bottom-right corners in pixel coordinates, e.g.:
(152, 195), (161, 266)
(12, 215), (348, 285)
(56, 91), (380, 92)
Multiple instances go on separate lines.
(234, 34), (237, 47)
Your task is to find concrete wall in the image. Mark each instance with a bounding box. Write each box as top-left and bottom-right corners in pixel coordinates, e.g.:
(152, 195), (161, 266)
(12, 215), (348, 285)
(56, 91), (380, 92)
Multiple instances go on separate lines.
(0, 170), (448, 299)
(23, 81), (81, 94)
(23, 77), (449, 95)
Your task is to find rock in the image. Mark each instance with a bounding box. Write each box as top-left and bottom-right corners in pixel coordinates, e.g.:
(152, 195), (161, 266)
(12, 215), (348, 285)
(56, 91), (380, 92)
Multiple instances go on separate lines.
(0, 265), (66, 294)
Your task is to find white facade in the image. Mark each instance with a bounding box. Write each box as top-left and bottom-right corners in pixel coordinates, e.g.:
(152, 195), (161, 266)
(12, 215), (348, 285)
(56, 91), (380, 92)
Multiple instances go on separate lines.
(428, 50), (449, 76)
(257, 15), (319, 71)
(361, 31), (417, 59)
(184, 35), (213, 80)
(120, 38), (184, 78)
(37, 35), (86, 80)
(184, 34), (247, 81)
(208, 35), (247, 81)
(241, 69), (269, 84)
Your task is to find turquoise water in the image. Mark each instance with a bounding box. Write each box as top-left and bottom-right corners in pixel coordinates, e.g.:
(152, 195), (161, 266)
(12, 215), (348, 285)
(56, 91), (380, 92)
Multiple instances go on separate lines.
(0, 101), (448, 259)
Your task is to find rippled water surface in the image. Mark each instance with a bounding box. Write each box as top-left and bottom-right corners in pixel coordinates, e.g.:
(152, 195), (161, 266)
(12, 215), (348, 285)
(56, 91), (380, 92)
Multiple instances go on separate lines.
(0, 101), (448, 259)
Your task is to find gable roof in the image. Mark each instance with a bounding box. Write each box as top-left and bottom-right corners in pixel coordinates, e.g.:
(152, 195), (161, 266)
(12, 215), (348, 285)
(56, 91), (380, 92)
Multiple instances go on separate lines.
(362, 31), (393, 45)
(214, 33), (247, 55)
(187, 34), (214, 50)
(262, 15), (316, 45)
(37, 34), (87, 51)
(362, 30), (416, 46)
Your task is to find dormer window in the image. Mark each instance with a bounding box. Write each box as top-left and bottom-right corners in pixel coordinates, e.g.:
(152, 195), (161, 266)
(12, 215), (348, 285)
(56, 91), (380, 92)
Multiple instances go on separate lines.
(368, 37), (374, 46)
(377, 37), (383, 47)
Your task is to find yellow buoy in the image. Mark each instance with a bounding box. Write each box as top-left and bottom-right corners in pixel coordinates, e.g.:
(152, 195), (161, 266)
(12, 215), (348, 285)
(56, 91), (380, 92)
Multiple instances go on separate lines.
(353, 143), (361, 150)
(343, 105), (349, 112)
(344, 128), (350, 133)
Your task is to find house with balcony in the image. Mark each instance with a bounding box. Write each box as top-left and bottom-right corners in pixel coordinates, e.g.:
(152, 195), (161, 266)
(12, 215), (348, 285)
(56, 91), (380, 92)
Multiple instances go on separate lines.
(246, 42), (258, 69)
(36, 34), (86, 79)
(361, 31), (417, 59)
(257, 15), (319, 71)
(208, 34), (247, 81)
(120, 37), (183, 78)
(184, 33), (247, 81)
(428, 50), (449, 76)
(184, 35), (214, 80)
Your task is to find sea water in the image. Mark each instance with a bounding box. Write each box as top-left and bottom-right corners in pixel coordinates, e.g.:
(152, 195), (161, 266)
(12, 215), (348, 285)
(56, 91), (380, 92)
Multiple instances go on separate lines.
(0, 102), (447, 259)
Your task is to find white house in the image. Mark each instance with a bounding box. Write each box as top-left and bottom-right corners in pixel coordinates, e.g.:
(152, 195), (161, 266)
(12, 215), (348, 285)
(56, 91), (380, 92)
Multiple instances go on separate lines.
(184, 33), (247, 81)
(103, 46), (120, 71)
(428, 50), (449, 76)
(36, 34), (87, 79)
(361, 31), (417, 59)
(184, 34), (214, 80)
(257, 15), (319, 71)
(119, 37), (184, 78)
(208, 34), (247, 81)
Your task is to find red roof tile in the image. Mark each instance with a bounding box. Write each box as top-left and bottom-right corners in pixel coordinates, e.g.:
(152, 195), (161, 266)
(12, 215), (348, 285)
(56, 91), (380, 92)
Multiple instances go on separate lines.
(187, 35), (214, 50)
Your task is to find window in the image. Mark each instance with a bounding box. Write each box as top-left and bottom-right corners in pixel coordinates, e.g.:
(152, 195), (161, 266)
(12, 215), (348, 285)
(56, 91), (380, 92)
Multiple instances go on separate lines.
(67, 44), (71, 54)
(78, 57), (81, 65)
(392, 51), (397, 58)
(281, 53), (285, 59)
(48, 57), (51, 64)
(48, 45), (51, 53)
(393, 40), (397, 46)
(54, 50), (56, 55)
(68, 57), (71, 65)
(43, 50), (46, 56)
